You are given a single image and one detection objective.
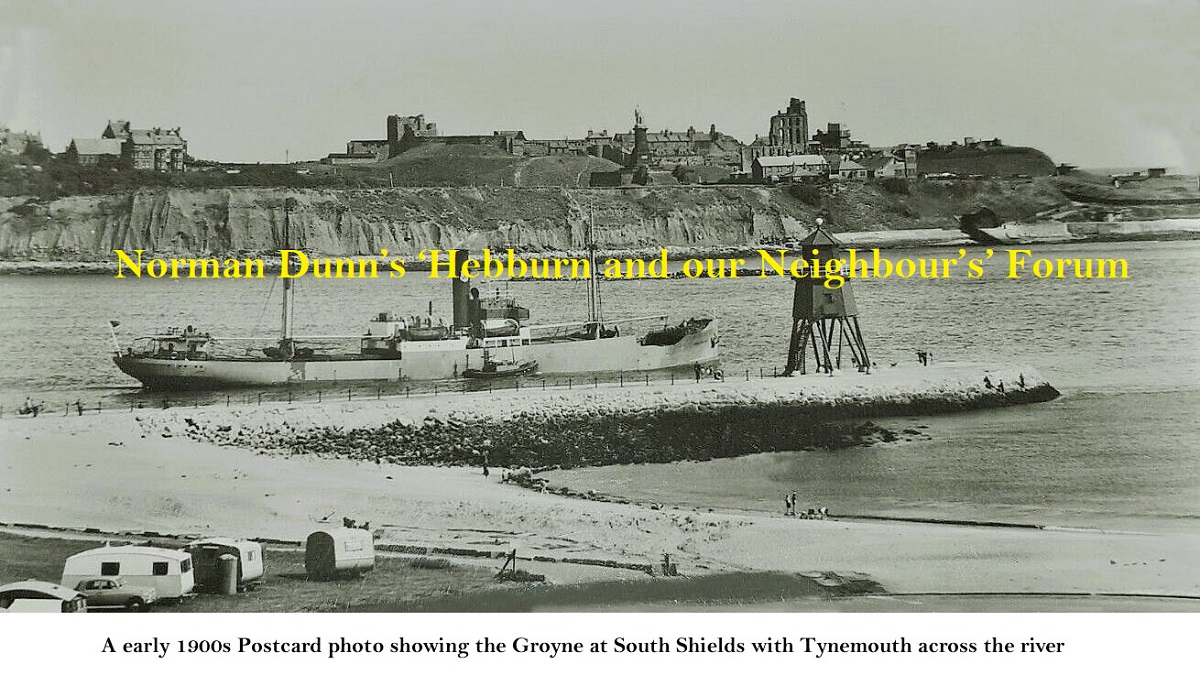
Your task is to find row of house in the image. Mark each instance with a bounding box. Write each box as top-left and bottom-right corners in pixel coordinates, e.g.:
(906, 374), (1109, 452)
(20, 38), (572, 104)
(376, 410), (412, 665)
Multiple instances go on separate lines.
(327, 104), (929, 185)
(65, 120), (188, 171)
(0, 127), (43, 156)
(742, 123), (870, 172)
(750, 148), (917, 182)
(739, 98), (927, 183)
(325, 112), (744, 170)
(741, 102), (870, 172)
(602, 124), (742, 168)
(44, 99), (1015, 180)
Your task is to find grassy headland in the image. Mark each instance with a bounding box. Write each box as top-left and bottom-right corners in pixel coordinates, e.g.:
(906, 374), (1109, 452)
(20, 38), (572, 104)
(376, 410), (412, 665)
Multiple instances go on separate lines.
(2, 141), (1198, 265)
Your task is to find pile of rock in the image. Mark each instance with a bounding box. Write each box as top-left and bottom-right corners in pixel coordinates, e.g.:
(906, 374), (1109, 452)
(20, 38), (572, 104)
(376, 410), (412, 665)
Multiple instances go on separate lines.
(138, 365), (1057, 470)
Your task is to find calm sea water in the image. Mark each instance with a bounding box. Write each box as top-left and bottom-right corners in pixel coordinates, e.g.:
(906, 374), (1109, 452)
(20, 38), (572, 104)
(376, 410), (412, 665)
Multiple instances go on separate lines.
(1, 240), (1197, 531)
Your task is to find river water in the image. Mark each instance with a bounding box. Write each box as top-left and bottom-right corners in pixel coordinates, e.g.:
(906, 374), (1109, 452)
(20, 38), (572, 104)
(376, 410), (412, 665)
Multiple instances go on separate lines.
(1, 240), (1197, 532)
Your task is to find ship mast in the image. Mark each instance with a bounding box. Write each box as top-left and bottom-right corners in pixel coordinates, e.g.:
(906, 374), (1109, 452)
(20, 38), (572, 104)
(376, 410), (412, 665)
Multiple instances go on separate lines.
(586, 209), (603, 333)
(280, 198), (296, 351)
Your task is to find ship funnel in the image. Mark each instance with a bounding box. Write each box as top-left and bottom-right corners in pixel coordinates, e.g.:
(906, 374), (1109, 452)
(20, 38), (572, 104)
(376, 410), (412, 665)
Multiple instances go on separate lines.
(451, 249), (472, 329)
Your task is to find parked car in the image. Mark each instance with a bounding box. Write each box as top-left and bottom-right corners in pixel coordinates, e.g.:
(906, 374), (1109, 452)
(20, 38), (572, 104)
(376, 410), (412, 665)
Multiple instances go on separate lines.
(73, 577), (157, 611)
(0, 580), (88, 612)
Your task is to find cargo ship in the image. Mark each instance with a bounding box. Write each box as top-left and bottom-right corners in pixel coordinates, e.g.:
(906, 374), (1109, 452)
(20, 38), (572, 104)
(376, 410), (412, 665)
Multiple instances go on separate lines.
(111, 203), (718, 391)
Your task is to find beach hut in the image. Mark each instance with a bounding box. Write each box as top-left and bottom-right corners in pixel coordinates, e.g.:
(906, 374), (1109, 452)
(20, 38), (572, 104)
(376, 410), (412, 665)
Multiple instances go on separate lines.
(61, 545), (195, 599)
(182, 538), (264, 591)
(305, 529), (375, 579)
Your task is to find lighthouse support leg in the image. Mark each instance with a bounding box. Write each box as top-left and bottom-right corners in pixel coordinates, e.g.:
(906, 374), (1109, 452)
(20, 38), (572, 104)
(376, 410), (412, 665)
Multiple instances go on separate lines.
(851, 317), (870, 373)
(784, 318), (804, 375)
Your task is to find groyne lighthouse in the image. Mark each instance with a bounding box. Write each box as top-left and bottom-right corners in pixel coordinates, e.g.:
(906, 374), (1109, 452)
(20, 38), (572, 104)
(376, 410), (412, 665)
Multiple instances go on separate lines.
(783, 217), (871, 376)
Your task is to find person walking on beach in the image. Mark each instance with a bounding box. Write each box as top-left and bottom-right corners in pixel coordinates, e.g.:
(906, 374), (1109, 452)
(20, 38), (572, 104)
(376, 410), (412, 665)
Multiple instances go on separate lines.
(783, 493), (792, 516)
(790, 491), (798, 517)
(481, 449), (491, 478)
(74, 399), (83, 416)
(694, 363), (703, 383)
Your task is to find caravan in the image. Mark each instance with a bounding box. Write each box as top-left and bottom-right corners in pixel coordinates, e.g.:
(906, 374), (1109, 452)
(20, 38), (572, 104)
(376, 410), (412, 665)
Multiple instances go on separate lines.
(305, 529), (375, 579)
(183, 538), (264, 591)
(61, 546), (195, 599)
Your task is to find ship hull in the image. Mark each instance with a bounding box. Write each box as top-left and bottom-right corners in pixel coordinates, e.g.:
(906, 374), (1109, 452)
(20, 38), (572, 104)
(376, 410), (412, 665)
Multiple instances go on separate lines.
(114, 322), (719, 391)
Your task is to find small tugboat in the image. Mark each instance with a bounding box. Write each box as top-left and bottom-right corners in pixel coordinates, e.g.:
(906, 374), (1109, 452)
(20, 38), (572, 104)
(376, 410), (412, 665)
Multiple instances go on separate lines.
(462, 356), (539, 380)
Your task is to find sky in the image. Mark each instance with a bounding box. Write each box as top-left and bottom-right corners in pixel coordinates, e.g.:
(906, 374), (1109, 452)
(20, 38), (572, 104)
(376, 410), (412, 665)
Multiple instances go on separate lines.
(2, 0), (1198, 169)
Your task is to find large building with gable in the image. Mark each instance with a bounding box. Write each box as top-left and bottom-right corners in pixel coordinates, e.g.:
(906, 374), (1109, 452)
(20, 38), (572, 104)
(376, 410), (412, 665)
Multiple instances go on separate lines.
(66, 120), (188, 171)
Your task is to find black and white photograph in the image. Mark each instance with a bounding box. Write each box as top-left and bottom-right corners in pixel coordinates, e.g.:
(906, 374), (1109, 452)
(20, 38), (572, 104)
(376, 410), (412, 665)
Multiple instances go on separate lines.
(1, 0), (1197, 665)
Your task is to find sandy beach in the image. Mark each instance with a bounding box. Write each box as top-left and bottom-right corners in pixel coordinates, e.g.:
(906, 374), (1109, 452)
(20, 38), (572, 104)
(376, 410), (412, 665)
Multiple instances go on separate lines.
(2, 389), (1197, 604)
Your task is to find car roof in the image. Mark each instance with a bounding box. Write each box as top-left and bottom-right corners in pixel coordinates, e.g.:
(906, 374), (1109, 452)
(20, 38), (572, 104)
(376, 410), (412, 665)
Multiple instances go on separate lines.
(0, 579), (85, 600)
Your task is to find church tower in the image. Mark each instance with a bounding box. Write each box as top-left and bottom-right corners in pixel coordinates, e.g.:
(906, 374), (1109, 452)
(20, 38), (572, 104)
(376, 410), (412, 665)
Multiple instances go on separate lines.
(784, 217), (870, 376)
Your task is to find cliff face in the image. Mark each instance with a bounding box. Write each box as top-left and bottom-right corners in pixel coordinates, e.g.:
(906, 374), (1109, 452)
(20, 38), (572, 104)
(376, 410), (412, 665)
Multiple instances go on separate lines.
(0, 181), (1067, 260)
(0, 186), (808, 259)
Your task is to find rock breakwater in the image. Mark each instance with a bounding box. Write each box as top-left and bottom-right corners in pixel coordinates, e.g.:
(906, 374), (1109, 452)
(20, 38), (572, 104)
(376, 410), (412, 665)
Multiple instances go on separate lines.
(139, 364), (1058, 469)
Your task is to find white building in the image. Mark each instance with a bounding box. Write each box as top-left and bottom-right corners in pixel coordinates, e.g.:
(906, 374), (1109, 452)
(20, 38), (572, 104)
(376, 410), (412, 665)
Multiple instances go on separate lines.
(751, 154), (830, 180)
